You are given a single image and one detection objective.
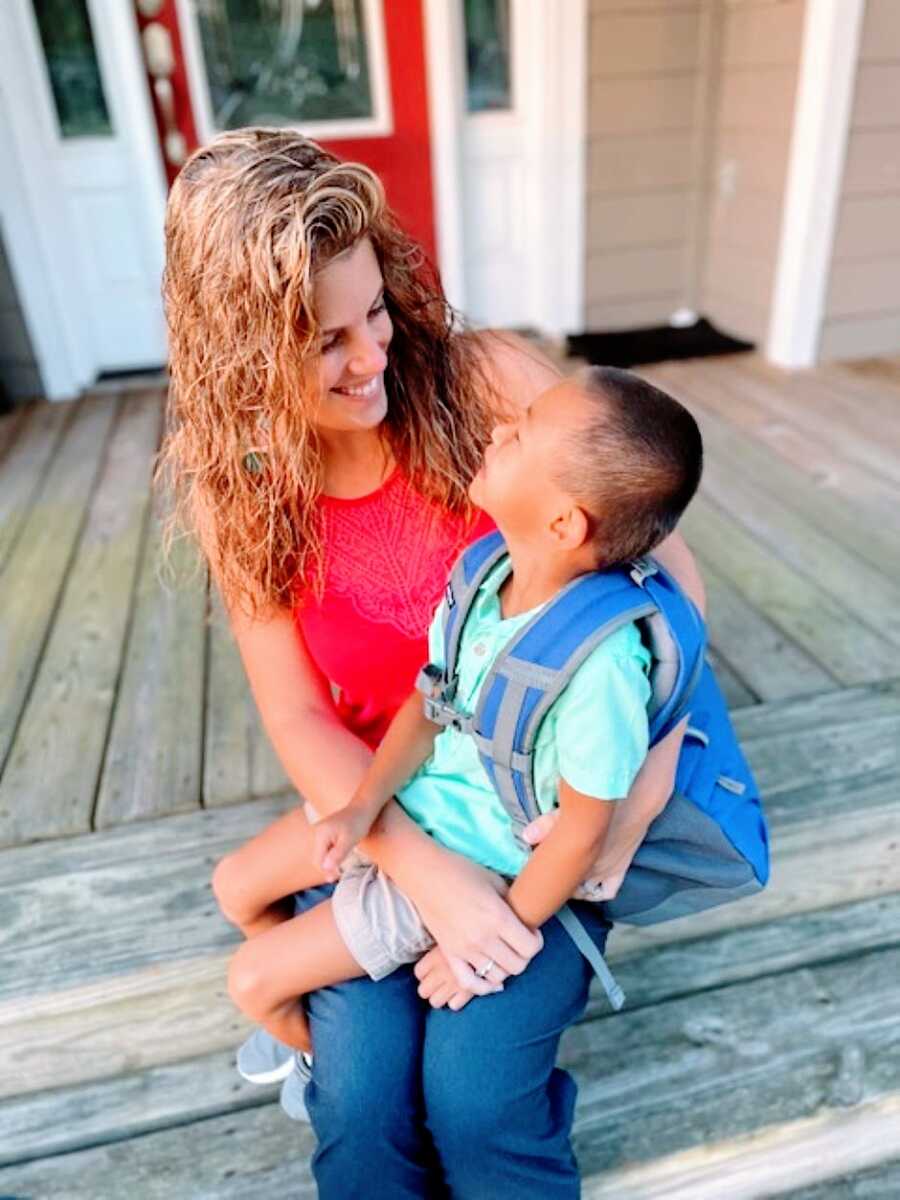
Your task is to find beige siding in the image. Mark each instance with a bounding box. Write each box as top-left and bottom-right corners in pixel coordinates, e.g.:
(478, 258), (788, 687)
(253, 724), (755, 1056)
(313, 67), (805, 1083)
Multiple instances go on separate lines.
(699, 0), (806, 345)
(820, 0), (900, 359)
(584, 1), (706, 331)
(584, 0), (806, 341)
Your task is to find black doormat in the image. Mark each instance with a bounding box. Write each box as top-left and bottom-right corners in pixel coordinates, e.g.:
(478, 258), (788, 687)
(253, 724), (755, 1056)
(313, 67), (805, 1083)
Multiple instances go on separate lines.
(566, 317), (753, 369)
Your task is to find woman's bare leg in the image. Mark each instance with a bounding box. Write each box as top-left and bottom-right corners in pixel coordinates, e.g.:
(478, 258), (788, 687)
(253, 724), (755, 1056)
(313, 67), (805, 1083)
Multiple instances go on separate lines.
(213, 805), (331, 937)
(227, 898), (365, 1052)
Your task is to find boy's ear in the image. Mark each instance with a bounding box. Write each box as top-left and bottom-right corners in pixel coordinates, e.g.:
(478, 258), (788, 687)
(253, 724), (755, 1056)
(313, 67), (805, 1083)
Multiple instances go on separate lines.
(550, 504), (590, 550)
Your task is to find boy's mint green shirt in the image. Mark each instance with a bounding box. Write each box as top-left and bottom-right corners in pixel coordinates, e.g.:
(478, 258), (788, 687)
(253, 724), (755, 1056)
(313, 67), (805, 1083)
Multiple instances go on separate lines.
(397, 558), (652, 878)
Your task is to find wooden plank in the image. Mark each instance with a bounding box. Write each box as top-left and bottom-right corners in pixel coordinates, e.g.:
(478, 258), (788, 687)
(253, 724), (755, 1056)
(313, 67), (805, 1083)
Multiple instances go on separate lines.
(0, 395), (118, 782)
(0, 400), (71, 573)
(94, 507), (207, 829)
(0, 1102), (317, 1200)
(681, 497), (890, 686)
(733, 677), (900, 746)
(4, 949), (900, 1199)
(730, 358), (900, 486)
(204, 589), (290, 808)
(789, 1158), (900, 1199)
(650, 357), (899, 520)
(599, 892), (900, 1018)
(701, 557), (835, 701)
(704, 645), (756, 710)
(648, 359), (900, 575)
(0, 393), (161, 845)
(697, 456), (900, 648)
(582, 1096), (900, 1200)
(758, 357), (900, 448)
(566, 948), (900, 1181)
(0, 1049), (276, 1167)
(0, 799), (293, 1004)
(5, 892), (899, 1172)
(805, 358), (900, 431)
(7, 681), (898, 1005)
(2, 684), (898, 1100)
(0, 957), (249, 1102)
(0, 795), (292, 890)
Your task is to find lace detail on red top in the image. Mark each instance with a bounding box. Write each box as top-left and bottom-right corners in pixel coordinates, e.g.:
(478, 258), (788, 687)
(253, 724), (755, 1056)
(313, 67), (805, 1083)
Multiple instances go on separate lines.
(315, 469), (482, 638)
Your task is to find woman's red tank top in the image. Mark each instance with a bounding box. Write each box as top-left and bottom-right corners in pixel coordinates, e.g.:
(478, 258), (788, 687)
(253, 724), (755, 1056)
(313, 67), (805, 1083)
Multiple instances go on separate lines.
(294, 467), (494, 748)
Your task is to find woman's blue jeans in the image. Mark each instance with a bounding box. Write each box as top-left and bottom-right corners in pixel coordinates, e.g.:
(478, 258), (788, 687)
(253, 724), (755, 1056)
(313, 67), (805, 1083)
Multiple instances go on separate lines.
(295, 883), (610, 1199)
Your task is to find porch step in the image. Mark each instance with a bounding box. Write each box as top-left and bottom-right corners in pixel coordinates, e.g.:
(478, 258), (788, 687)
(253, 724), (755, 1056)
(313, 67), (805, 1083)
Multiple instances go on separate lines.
(1, 680), (898, 1193)
(2, 935), (899, 1197)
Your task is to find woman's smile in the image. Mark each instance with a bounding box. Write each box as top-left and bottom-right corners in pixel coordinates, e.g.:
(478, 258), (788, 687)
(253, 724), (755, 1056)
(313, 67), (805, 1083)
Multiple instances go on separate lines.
(331, 373), (383, 399)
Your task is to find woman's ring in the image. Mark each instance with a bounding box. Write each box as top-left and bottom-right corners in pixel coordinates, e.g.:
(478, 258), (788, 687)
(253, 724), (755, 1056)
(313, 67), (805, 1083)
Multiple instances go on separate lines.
(475, 958), (496, 979)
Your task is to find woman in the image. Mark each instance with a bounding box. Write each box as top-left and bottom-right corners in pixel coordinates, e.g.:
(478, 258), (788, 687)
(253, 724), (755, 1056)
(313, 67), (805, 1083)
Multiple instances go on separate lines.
(161, 129), (704, 1198)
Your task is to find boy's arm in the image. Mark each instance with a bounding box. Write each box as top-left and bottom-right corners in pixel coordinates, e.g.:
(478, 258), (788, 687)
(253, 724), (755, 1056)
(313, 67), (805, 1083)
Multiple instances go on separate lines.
(314, 689), (440, 877)
(574, 716), (686, 898)
(506, 778), (616, 930)
(346, 689), (440, 823)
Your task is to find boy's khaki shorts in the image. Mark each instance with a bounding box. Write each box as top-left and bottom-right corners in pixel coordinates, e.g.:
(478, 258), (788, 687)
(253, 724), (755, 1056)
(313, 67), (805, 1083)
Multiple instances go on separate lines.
(331, 850), (436, 981)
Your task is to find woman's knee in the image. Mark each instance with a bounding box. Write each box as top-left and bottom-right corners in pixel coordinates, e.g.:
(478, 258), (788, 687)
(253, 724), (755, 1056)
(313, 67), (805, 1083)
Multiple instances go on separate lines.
(226, 940), (275, 1021)
(212, 852), (261, 928)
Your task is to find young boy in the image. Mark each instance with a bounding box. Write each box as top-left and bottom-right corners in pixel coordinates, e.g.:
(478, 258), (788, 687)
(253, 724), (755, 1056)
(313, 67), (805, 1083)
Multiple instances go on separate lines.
(213, 365), (703, 1053)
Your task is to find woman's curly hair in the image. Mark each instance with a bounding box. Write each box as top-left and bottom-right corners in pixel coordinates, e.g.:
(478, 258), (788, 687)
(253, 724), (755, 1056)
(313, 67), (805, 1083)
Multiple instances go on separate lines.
(158, 128), (497, 615)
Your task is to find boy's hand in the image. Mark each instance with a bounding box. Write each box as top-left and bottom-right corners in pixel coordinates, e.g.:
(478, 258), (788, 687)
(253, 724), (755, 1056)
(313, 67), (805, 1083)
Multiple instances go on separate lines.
(312, 807), (372, 882)
(414, 945), (500, 1010)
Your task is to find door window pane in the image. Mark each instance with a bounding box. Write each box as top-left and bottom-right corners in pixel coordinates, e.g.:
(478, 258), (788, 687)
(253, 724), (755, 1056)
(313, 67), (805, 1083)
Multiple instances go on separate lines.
(32, 0), (113, 137)
(464, 0), (511, 113)
(194, 0), (374, 129)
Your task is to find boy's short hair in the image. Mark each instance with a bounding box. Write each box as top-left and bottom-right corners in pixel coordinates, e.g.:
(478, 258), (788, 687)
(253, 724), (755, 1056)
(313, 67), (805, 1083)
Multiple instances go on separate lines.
(557, 365), (703, 568)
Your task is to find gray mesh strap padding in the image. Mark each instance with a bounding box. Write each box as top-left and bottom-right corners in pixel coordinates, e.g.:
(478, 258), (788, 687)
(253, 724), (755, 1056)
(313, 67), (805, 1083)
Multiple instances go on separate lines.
(443, 541), (509, 683)
(472, 734), (530, 774)
(487, 676), (542, 833)
(641, 609), (679, 722)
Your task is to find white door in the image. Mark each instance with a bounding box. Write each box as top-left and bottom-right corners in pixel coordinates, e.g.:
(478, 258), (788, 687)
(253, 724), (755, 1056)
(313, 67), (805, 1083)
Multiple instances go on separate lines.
(459, 0), (586, 336)
(461, 0), (528, 328)
(0, 1), (167, 399)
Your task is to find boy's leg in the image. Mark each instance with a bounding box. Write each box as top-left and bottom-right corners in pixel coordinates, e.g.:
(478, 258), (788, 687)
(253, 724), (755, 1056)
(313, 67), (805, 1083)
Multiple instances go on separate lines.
(228, 898), (366, 1051)
(213, 805), (330, 937)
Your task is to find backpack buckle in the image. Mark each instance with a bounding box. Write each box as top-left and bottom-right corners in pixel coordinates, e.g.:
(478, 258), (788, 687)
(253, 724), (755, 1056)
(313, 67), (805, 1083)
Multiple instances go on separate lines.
(416, 663), (447, 700)
(629, 558), (659, 587)
(417, 665), (466, 728)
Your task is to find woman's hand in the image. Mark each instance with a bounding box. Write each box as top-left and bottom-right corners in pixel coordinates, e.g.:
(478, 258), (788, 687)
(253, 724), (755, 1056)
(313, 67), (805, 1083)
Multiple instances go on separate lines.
(408, 852), (544, 994)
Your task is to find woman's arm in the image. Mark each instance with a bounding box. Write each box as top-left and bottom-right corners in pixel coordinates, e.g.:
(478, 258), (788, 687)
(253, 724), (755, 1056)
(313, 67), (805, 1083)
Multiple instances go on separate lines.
(475, 329), (563, 419)
(653, 528), (706, 615)
(228, 601), (542, 989)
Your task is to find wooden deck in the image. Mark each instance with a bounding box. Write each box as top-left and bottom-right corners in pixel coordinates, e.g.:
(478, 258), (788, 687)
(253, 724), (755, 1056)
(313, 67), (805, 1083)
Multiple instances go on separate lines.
(1, 354), (900, 1196)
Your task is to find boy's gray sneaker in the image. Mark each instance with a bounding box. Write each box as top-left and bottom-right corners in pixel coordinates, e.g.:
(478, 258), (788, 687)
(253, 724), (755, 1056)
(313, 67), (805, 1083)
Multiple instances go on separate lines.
(236, 1029), (295, 1084)
(279, 1053), (313, 1122)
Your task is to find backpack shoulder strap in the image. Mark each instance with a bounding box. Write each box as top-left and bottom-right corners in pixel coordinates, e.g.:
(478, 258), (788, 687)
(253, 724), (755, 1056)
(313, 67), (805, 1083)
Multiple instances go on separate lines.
(638, 557), (707, 741)
(472, 567), (658, 846)
(441, 530), (508, 682)
(416, 530), (508, 724)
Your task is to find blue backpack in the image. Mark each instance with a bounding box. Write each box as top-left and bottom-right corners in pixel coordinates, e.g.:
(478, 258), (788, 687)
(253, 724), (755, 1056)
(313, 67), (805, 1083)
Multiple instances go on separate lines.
(417, 530), (770, 1008)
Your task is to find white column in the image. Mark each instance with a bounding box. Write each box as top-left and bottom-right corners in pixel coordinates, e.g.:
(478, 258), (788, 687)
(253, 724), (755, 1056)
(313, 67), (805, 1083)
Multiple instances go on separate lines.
(422, 0), (467, 314)
(766, 0), (866, 368)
